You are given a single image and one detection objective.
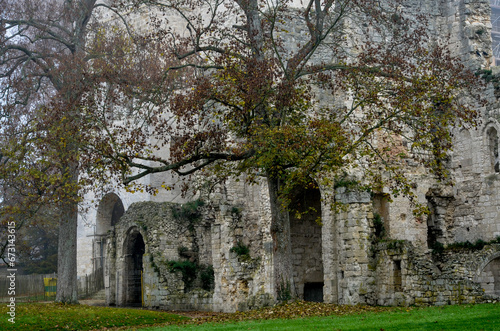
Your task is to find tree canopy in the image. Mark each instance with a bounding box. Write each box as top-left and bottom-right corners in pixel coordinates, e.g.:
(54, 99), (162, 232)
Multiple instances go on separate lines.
(88, 0), (482, 206)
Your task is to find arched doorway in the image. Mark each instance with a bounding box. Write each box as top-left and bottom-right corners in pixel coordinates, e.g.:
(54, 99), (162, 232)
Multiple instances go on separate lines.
(123, 228), (145, 306)
(477, 255), (500, 298)
(289, 185), (324, 302)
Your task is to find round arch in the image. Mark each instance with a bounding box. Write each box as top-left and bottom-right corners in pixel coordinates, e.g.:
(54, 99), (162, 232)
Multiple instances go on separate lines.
(121, 226), (145, 306)
(96, 193), (124, 235)
(480, 119), (500, 136)
(475, 251), (500, 298)
(94, 193), (124, 273)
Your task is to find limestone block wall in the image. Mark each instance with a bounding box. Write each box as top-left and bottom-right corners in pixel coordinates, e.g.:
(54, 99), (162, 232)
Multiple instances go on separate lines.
(383, 170), (432, 246)
(448, 116), (500, 244)
(211, 179), (275, 312)
(100, 179), (277, 312)
(77, 179), (191, 277)
(440, 0), (500, 246)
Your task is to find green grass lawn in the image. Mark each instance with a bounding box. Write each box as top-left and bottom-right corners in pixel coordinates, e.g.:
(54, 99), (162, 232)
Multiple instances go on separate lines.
(144, 303), (500, 331)
(0, 301), (498, 330)
(0, 302), (188, 330)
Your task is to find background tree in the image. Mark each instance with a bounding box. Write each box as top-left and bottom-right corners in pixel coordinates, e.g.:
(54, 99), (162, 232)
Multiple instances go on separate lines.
(0, 162), (58, 275)
(0, 0), (98, 303)
(0, 0), (168, 302)
(90, 0), (483, 297)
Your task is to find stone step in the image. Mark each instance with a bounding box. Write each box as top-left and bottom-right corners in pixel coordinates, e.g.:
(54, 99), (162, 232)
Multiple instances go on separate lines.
(89, 289), (106, 300)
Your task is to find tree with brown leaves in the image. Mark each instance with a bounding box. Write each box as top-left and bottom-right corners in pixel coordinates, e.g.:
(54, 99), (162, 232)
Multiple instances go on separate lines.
(0, 0), (164, 303)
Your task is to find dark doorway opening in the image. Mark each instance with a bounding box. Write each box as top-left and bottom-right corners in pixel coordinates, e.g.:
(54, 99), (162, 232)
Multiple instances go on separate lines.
(290, 185), (324, 301)
(125, 230), (145, 306)
(304, 282), (324, 302)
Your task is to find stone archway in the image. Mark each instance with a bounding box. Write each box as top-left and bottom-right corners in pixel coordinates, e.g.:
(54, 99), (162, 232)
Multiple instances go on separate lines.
(95, 193), (124, 271)
(122, 227), (145, 306)
(289, 185), (324, 302)
(96, 193), (124, 235)
(477, 253), (500, 298)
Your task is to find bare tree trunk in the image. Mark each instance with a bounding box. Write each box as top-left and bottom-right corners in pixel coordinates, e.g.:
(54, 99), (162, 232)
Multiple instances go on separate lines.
(55, 124), (80, 304)
(267, 175), (295, 300)
(56, 197), (78, 303)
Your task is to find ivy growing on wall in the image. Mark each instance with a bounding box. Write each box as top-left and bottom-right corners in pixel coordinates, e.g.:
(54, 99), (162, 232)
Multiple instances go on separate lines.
(433, 237), (500, 256)
(199, 265), (215, 291)
(165, 260), (215, 292)
(373, 213), (385, 239)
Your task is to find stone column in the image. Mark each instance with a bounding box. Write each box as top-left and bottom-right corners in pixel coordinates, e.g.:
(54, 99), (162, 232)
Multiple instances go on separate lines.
(334, 187), (375, 305)
(321, 187), (339, 303)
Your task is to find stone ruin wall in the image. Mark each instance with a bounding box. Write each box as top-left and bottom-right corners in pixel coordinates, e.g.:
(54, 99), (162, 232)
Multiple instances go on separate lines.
(375, 241), (500, 306)
(375, 0), (500, 250)
(78, 0), (500, 312)
(103, 178), (278, 312)
(101, 177), (500, 312)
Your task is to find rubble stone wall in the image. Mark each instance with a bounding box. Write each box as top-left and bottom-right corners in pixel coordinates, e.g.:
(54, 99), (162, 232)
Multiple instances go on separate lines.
(375, 241), (500, 306)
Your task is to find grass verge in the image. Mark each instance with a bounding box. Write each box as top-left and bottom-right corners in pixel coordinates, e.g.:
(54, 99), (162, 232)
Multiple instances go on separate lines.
(1, 301), (499, 330)
(0, 302), (188, 330)
(143, 302), (500, 331)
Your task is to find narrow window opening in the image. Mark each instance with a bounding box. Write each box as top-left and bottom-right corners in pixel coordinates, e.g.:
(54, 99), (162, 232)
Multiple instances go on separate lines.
(393, 260), (402, 292)
(487, 127), (499, 172)
(373, 193), (390, 238)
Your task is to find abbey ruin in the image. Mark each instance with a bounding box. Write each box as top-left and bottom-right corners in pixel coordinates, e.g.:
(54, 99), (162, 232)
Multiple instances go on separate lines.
(76, 0), (500, 312)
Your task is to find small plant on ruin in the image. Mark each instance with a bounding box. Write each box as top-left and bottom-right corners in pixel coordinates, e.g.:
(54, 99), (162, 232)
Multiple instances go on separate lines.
(386, 240), (405, 250)
(200, 265), (215, 291)
(167, 260), (198, 291)
(231, 206), (243, 216)
(473, 239), (487, 250)
(178, 246), (189, 257)
(230, 241), (250, 260)
(334, 174), (360, 190)
(373, 213), (385, 239)
(172, 199), (205, 231)
(447, 239), (488, 251)
(277, 278), (292, 302)
(149, 255), (161, 275)
(431, 241), (445, 256)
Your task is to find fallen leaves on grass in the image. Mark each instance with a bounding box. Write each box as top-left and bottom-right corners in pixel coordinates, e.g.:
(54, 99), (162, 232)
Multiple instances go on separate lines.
(172, 301), (405, 326)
